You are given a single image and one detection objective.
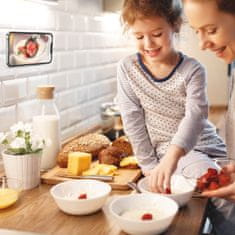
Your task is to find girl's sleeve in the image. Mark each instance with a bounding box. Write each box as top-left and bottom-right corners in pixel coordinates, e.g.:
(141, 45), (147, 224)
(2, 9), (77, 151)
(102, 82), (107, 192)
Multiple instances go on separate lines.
(171, 62), (208, 153)
(116, 61), (158, 170)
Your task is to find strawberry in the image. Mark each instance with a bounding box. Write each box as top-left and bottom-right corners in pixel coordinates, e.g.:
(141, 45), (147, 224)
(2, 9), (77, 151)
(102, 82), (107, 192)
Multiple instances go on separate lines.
(165, 187), (171, 194)
(141, 213), (153, 220)
(218, 173), (231, 187)
(197, 167), (232, 192)
(196, 179), (206, 192)
(78, 193), (87, 199)
(207, 168), (218, 176)
(200, 175), (210, 185)
(208, 182), (219, 190)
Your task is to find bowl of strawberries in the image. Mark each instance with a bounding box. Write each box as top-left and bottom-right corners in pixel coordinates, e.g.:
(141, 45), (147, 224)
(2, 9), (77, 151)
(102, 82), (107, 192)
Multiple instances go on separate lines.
(50, 180), (111, 215)
(137, 175), (195, 207)
(109, 193), (178, 235)
(196, 158), (234, 193)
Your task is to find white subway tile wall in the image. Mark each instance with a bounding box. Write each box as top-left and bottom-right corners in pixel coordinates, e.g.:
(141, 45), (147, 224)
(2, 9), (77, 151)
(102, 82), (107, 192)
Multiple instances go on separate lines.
(0, 0), (133, 142)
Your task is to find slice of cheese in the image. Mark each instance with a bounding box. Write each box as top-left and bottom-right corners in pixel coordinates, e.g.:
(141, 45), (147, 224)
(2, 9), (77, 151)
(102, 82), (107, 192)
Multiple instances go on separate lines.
(98, 164), (117, 176)
(82, 164), (118, 176)
(120, 156), (138, 168)
(67, 152), (92, 175)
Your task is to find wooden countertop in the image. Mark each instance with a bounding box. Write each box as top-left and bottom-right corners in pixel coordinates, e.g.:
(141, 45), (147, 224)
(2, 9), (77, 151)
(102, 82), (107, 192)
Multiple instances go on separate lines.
(0, 184), (208, 235)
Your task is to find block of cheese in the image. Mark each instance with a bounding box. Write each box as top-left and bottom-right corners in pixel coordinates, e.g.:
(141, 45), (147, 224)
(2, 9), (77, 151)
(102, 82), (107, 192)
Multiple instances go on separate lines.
(67, 152), (92, 175)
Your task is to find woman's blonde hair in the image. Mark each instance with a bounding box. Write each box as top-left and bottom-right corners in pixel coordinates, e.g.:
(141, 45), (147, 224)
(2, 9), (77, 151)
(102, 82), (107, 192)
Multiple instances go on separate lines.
(121, 0), (183, 32)
(183, 0), (235, 15)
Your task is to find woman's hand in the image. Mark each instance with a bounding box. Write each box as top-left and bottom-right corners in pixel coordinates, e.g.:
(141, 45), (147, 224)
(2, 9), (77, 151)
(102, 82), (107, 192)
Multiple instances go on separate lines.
(202, 183), (235, 202)
(202, 164), (235, 202)
(148, 145), (185, 193)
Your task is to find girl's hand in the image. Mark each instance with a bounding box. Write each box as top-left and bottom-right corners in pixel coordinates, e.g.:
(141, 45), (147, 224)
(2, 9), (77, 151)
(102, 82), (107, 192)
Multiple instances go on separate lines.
(142, 169), (151, 177)
(148, 145), (185, 193)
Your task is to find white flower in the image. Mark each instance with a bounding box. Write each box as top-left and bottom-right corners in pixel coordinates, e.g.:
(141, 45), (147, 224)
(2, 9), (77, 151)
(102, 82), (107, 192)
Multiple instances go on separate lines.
(31, 135), (45, 151)
(10, 137), (26, 149)
(24, 123), (33, 134)
(10, 122), (25, 135)
(1, 121), (45, 155)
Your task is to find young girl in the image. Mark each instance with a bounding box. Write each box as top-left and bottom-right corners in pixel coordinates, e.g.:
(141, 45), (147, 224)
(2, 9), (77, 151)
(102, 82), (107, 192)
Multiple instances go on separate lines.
(118, 0), (225, 191)
(117, 0), (234, 234)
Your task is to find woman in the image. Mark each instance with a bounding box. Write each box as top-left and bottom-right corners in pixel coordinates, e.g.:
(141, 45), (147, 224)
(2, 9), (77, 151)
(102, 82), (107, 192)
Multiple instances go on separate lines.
(183, 0), (235, 201)
(183, 0), (235, 234)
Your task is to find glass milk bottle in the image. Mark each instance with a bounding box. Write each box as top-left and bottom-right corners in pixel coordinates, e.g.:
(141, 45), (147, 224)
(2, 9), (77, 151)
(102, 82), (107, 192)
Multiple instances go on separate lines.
(33, 85), (61, 170)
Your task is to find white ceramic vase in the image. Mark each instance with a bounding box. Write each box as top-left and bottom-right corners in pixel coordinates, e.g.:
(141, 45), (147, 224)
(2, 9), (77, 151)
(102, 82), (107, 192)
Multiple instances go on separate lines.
(2, 151), (42, 190)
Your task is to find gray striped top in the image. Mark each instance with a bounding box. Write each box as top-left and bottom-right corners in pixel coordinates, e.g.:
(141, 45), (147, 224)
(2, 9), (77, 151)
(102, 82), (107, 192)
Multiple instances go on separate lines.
(117, 53), (226, 170)
(225, 61), (235, 160)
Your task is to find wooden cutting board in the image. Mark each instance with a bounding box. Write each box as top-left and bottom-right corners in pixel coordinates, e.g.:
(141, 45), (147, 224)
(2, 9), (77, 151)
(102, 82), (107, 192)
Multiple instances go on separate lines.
(41, 165), (142, 190)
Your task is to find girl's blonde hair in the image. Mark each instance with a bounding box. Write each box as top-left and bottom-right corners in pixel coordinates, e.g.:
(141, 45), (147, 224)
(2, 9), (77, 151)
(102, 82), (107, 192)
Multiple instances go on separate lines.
(121, 0), (183, 32)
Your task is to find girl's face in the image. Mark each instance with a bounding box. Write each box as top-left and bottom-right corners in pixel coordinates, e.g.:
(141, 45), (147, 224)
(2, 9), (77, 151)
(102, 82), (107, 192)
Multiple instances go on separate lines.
(184, 0), (235, 63)
(130, 16), (177, 64)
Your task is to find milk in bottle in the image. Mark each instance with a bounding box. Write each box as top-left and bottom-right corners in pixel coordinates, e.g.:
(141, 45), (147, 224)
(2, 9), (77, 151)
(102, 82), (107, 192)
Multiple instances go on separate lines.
(33, 85), (61, 170)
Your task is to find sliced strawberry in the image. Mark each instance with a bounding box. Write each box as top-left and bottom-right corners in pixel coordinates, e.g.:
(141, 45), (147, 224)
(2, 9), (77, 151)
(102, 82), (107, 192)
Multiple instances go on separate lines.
(25, 38), (39, 58)
(78, 193), (87, 199)
(141, 213), (153, 220)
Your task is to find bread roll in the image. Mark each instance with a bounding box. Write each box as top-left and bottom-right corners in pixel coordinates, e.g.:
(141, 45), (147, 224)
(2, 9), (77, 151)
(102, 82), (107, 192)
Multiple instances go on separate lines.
(57, 133), (111, 168)
(112, 136), (133, 156)
(98, 146), (125, 166)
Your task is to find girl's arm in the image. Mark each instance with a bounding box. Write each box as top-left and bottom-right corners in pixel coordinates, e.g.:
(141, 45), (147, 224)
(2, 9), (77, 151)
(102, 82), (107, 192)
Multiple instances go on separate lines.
(171, 63), (208, 152)
(117, 61), (157, 171)
(149, 61), (208, 192)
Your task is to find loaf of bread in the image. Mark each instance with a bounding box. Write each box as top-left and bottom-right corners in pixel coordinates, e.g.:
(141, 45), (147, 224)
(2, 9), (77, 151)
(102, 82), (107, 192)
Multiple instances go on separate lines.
(112, 136), (133, 156)
(98, 146), (125, 166)
(57, 133), (111, 168)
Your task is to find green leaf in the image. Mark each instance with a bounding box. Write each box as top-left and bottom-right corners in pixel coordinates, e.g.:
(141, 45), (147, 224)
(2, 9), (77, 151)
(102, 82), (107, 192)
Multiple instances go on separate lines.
(7, 148), (27, 155)
(2, 139), (8, 145)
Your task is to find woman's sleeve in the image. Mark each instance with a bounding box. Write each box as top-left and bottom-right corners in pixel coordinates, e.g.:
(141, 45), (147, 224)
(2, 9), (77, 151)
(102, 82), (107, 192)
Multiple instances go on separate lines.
(171, 63), (208, 153)
(116, 62), (158, 170)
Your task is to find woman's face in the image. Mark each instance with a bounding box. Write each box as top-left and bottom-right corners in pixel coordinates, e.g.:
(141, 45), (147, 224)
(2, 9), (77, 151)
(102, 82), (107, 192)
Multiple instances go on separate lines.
(184, 0), (235, 63)
(130, 16), (176, 65)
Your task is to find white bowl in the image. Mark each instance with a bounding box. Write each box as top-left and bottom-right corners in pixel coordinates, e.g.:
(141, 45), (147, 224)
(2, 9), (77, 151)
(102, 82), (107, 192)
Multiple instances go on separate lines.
(50, 180), (111, 215)
(109, 193), (178, 235)
(137, 174), (195, 207)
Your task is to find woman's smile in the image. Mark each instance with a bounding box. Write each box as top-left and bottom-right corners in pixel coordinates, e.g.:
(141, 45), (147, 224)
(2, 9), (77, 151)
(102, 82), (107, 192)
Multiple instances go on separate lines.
(213, 46), (227, 58)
